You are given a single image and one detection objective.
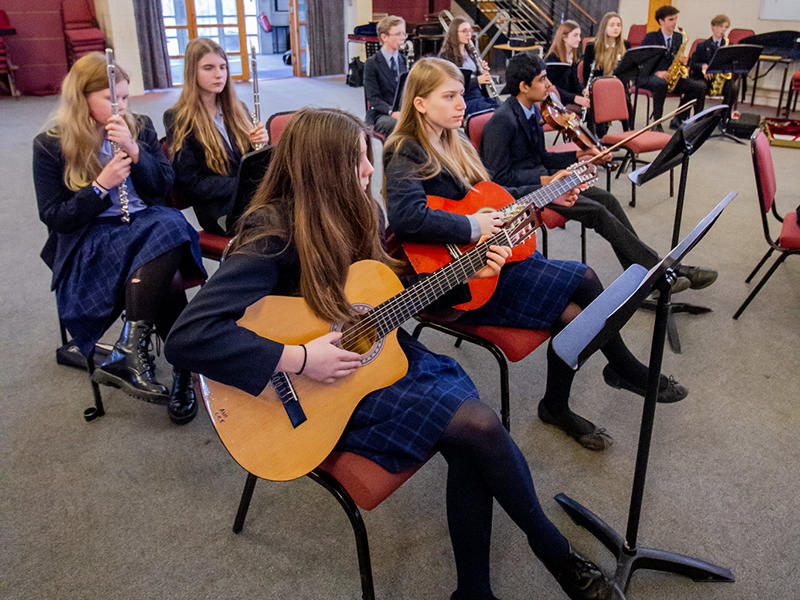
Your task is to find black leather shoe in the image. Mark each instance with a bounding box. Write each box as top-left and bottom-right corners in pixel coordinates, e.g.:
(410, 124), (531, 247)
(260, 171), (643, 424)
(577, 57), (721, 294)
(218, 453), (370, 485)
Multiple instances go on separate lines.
(602, 365), (688, 403)
(538, 401), (613, 451)
(675, 265), (718, 290)
(669, 117), (683, 130)
(167, 368), (197, 425)
(91, 320), (169, 404)
(554, 544), (618, 600)
(449, 592), (500, 600)
(652, 123), (665, 133)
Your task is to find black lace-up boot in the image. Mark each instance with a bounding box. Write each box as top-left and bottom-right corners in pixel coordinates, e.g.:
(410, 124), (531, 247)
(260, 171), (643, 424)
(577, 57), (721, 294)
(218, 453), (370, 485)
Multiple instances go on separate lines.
(553, 544), (619, 600)
(91, 320), (169, 404)
(167, 368), (197, 425)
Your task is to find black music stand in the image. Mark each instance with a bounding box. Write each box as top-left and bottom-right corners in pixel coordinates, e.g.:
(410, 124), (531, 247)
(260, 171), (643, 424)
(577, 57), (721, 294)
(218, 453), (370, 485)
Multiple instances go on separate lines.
(392, 71), (409, 113)
(628, 105), (725, 353)
(705, 44), (763, 144)
(551, 192), (738, 598)
(544, 61), (572, 92)
(226, 145), (274, 232)
(614, 46), (667, 129)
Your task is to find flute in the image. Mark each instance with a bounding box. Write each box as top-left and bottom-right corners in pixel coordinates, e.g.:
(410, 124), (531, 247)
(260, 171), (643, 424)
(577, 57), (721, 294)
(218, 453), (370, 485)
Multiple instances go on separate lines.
(250, 46), (265, 151)
(105, 48), (130, 223)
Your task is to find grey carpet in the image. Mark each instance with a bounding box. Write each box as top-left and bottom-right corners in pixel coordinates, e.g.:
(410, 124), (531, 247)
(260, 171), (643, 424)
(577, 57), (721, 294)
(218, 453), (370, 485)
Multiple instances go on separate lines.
(1, 79), (798, 600)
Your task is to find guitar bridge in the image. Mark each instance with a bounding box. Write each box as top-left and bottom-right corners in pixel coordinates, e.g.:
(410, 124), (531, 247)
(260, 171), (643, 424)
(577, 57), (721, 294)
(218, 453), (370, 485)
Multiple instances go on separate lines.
(271, 371), (307, 428)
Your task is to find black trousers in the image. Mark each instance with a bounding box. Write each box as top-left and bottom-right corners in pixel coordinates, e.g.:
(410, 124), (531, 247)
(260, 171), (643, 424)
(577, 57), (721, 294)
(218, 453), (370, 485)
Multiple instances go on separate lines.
(546, 186), (660, 269)
(640, 74), (706, 120)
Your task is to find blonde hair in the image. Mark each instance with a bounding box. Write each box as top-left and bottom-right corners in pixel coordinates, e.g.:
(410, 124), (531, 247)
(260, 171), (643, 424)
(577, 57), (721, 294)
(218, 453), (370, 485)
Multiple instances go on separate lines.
(594, 12), (627, 76)
(547, 20), (581, 64)
(711, 14), (730, 27)
(377, 15), (405, 38)
(168, 38), (252, 175)
(233, 108), (398, 324)
(385, 57), (490, 190)
(47, 52), (139, 191)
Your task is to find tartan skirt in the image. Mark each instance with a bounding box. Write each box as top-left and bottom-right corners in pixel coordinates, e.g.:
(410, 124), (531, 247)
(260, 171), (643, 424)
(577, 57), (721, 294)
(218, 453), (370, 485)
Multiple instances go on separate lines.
(457, 250), (586, 330)
(338, 330), (478, 473)
(56, 206), (206, 356)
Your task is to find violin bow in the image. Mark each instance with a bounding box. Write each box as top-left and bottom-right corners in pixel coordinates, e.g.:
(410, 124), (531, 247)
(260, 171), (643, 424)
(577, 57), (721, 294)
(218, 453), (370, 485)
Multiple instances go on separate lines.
(583, 99), (697, 166)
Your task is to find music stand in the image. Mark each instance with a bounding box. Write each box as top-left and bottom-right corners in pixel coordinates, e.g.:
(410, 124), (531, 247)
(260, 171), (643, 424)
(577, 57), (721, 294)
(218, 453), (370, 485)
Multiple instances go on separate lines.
(551, 192), (738, 598)
(226, 145), (274, 232)
(392, 71), (409, 113)
(705, 44), (763, 144)
(628, 105), (725, 353)
(614, 46), (667, 129)
(544, 61), (572, 91)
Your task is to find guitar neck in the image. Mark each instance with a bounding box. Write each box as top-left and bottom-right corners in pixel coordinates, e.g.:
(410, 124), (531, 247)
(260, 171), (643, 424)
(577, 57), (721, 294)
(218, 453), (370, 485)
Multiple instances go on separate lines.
(506, 172), (582, 216)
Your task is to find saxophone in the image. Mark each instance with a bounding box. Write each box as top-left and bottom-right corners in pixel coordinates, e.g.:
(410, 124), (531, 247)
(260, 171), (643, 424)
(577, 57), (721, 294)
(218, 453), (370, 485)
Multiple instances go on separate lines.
(708, 37), (731, 97)
(666, 29), (688, 93)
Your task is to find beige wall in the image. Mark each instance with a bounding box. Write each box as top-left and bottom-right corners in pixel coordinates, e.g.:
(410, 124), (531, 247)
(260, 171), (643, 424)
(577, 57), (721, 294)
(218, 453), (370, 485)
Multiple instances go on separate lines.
(94, 0), (144, 95)
(346, 0), (373, 61)
(617, 0), (799, 104)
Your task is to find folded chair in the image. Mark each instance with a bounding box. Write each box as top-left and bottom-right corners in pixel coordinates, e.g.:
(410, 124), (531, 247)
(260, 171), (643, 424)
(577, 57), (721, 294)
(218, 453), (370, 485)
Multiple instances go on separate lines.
(733, 131), (800, 319)
(591, 76), (674, 207)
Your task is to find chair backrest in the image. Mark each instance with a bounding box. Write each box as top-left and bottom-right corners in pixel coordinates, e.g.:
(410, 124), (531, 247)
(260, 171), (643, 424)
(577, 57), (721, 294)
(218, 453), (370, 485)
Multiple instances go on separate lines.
(266, 110), (296, 144)
(591, 76), (628, 124)
(729, 28), (755, 45)
(628, 24), (646, 47)
(465, 109), (494, 150)
(689, 38), (702, 59)
(577, 59), (584, 84)
(0, 10), (11, 29)
(582, 37), (594, 53)
(751, 130), (776, 215)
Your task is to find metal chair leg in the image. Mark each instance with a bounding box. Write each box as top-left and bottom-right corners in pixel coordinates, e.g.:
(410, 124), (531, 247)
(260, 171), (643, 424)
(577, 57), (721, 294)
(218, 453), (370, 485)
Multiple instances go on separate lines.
(733, 253), (789, 319)
(580, 224), (587, 263)
(233, 472), (258, 533)
(669, 168), (674, 197)
(745, 248), (774, 283)
(541, 226), (549, 259)
(84, 352), (105, 421)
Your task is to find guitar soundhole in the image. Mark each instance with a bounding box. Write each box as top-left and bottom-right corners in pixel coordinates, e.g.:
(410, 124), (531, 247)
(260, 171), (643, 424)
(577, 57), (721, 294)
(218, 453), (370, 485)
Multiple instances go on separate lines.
(330, 303), (384, 366)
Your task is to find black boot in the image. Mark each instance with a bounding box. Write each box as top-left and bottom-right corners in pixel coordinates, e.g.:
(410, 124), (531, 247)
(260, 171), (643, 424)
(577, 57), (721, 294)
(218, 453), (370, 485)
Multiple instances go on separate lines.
(167, 368), (197, 425)
(91, 320), (169, 404)
(553, 544), (618, 600)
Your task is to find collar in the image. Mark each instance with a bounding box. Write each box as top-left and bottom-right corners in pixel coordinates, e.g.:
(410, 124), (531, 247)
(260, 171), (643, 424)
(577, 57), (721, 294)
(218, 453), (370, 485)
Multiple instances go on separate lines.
(519, 101), (536, 121)
(380, 47), (398, 65)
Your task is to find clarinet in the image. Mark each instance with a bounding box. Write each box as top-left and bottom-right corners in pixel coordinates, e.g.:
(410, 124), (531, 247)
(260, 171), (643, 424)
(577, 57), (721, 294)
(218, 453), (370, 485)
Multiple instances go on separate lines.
(581, 60), (596, 123)
(466, 40), (498, 99)
(250, 46), (265, 151)
(401, 40), (415, 71)
(105, 48), (130, 223)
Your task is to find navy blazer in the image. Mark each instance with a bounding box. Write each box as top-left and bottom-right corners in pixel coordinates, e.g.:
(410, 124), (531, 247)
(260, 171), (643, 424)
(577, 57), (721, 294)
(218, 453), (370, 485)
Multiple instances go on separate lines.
(163, 106), (246, 235)
(480, 96), (576, 188)
(582, 40), (632, 82)
(641, 30), (684, 72)
(33, 115), (173, 288)
(544, 52), (582, 104)
(364, 51), (407, 123)
(689, 37), (727, 79)
(384, 138), (539, 245)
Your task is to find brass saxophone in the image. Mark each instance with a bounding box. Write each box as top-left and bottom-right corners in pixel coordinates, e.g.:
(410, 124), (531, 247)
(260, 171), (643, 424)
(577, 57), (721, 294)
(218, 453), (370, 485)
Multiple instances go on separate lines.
(466, 40), (499, 99)
(708, 37), (732, 97)
(666, 29), (689, 93)
(105, 48), (130, 223)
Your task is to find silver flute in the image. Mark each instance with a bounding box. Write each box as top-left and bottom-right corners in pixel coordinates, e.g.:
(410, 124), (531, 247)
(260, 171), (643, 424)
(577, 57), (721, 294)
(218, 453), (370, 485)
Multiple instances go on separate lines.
(250, 46), (265, 150)
(466, 39), (498, 99)
(105, 48), (130, 223)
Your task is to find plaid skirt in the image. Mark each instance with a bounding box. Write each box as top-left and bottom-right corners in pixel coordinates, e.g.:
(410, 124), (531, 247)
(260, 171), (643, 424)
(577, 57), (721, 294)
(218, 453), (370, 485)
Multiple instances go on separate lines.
(338, 330), (477, 473)
(56, 206), (205, 356)
(457, 251), (586, 330)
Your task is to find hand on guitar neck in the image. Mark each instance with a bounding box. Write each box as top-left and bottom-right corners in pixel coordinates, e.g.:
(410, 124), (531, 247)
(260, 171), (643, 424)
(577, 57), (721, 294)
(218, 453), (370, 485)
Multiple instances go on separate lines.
(275, 244), (510, 384)
(539, 169), (585, 206)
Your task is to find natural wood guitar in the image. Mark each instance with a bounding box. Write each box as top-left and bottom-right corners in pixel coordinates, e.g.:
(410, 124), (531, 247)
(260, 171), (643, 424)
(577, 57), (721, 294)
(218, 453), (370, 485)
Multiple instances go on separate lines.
(201, 220), (537, 482)
(403, 164), (597, 310)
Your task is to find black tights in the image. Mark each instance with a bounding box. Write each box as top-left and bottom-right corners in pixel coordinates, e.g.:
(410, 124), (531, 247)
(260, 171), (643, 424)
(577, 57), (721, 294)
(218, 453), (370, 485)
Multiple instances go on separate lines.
(541, 267), (656, 433)
(124, 247), (187, 340)
(437, 399), (569, 598)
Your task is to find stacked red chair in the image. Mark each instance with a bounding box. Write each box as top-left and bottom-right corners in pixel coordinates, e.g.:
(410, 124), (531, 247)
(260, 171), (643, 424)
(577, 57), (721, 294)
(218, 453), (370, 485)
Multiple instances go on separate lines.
(62, 0), (105, 66)
(0, 10), (19, 96)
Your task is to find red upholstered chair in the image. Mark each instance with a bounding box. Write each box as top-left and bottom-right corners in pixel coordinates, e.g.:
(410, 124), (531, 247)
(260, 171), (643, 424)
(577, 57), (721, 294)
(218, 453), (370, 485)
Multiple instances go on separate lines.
(61, 0), (105, 66)
(627, 24), (646, 48)
(591, 76), (674, 207)
(232, 446), (433, 600)
(733, 131), (800, 319)
(465, 108), (494, 150)
(266, 110), (296, 144)
(412, 316), (551, 431)
(688, 38), (701, 59)
(728, 28), (755, 45)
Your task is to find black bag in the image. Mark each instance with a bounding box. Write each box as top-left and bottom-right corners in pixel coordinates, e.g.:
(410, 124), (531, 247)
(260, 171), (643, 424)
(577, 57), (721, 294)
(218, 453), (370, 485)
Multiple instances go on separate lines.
(353, 22), (378, 37)
(282, 50), (292, 65)
(727, 113), (761, 139)
(346, 57), (364, 87)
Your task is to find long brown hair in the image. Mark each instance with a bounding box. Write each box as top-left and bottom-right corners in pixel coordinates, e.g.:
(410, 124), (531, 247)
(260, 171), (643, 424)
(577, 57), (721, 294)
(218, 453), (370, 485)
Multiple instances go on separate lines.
(439, 16), (471, 67)
(385, 57), (490, 190)
(168, 38), (252, 174)
(594, 12), (627, 76)
(47, 52), (139, 191)
(547, 20), (581, 64)
(233, 108), (398, 324)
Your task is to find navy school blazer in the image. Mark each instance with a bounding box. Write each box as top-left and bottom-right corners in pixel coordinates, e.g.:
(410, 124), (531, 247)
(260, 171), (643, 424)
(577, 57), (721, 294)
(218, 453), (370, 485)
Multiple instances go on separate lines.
(363, 51), (407, 123)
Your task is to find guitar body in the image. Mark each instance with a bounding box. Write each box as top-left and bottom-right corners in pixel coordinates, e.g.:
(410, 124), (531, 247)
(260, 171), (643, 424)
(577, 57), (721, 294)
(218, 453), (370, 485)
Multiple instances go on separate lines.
(402, 181), (540, 310)
(200, 260), (409, 482)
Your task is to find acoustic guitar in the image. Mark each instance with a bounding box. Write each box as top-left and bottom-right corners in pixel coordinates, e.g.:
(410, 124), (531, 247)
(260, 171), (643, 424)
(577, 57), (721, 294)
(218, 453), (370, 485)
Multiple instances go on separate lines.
(201, 218), (538, 482)
(402, 163), (598, 310)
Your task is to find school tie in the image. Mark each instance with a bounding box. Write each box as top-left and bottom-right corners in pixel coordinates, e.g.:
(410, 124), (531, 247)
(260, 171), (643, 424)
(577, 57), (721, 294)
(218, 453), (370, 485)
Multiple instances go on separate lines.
(665, 36), (672, 49)
(390, 56), (398, 81)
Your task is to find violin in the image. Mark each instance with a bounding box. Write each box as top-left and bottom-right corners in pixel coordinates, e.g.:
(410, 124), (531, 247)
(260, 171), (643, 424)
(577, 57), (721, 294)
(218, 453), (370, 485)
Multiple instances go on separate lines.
(540, 92), (617, 170)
